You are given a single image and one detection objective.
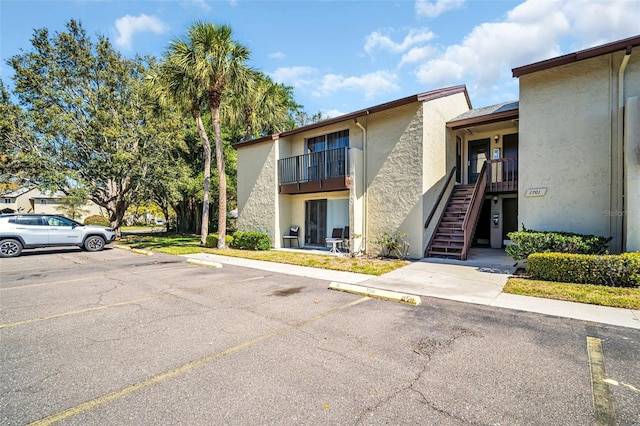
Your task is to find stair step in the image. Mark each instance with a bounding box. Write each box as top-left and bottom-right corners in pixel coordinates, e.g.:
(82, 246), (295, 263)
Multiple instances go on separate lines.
(435, 233), (463, 239)
(435, 235), (464, 241)
(427, 251), (463, 259)
(431, 243), (464, 249)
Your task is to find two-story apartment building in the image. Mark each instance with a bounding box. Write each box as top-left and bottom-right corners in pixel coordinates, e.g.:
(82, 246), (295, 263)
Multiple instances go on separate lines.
(236, 86), (471, 259)
(236, 35), (640, 259)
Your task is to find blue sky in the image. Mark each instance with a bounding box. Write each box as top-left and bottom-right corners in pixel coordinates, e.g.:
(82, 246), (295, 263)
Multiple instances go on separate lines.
(1, 0), (639, 118)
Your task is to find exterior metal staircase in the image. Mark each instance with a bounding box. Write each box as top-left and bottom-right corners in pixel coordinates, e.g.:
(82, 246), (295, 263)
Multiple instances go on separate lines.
(426, 162), (487, 260)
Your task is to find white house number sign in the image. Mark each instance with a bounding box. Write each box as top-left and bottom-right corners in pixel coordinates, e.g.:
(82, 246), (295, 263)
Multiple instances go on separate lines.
(525, 187), (547, 197)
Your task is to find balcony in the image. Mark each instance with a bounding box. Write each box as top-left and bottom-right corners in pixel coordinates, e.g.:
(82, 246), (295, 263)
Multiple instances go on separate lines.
(278, 147), (350, 194)
(487, 158), (518, 193)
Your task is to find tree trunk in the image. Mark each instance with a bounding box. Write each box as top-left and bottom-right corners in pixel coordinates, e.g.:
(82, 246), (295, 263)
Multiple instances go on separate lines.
(210, 101), (227, 249)
(194, 112), (211, 246)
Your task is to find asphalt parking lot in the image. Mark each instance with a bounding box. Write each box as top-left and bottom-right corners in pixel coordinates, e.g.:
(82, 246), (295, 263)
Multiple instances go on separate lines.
(1, 247), (639, 425)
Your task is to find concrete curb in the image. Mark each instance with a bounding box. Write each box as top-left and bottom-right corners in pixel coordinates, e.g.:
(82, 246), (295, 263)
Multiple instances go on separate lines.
(113, 244), (132, 251)
(130, 248), (154, 256)
(329, 282), (421, 306)
(186, 258), (223, 268)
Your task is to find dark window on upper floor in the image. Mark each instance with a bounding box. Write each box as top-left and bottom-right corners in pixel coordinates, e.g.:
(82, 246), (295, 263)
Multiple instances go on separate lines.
(307, 129), (349, 152)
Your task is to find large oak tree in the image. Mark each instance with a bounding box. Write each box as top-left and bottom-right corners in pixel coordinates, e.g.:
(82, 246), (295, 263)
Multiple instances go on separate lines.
(3, 20), (182, 235)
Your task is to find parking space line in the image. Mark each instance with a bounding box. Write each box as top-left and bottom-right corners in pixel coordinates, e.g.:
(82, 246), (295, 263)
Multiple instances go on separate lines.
(0, 296), (162, 329)
(1, 277), (95, 291)
(0, 276), (266, 329)
(27, 296), (370, 425)
(587, 337), (616, 426)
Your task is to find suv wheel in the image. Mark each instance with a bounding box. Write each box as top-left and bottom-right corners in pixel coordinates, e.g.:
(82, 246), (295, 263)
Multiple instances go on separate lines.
(84, 235), (106, 252)
(0, 239), (23, 258)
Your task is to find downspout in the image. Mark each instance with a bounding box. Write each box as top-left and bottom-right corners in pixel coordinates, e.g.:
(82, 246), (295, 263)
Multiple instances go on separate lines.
(616, 46), (631, 252)
(355, 118), (368, 253)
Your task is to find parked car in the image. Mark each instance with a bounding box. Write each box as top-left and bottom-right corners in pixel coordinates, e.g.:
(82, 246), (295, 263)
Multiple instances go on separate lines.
(0, 214), (116, 258)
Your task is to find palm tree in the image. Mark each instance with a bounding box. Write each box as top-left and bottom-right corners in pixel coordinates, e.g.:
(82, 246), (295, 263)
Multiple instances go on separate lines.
(145, 55), (213, 245)
(187, 22), (250, 248)
(223, 71), (294, 142)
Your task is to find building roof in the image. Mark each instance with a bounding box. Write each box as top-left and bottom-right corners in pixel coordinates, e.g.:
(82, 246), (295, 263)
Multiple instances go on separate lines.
(512, 35), (640, 77)
(446, 101), (519, 129)
(0, 187), (34, 198)
(234, 85), (471, 149)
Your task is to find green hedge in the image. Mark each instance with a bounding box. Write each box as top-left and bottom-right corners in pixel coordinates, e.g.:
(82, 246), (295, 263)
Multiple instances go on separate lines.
(84, 215), (111, 226)
(231, 231), (271, 250)
(506, 228), (611, 261)
(204, 234), (234, 248)
(526, 252), (640, 288)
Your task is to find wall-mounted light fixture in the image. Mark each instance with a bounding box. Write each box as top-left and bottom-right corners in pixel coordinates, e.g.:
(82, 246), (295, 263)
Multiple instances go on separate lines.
(492, 195), (498, 204)
(494, 135), (500, 143)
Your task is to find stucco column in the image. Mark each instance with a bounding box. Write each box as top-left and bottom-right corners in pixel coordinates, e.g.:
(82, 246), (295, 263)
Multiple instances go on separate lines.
(624, 96), (640, 251)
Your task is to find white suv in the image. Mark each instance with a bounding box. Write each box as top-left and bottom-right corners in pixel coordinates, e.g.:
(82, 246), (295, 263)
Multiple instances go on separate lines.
(0, 214), (116, 258)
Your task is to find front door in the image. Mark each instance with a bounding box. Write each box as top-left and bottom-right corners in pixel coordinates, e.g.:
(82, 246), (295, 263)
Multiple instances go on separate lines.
(305, 199), (327, 245)
(468, 138), (489, 184)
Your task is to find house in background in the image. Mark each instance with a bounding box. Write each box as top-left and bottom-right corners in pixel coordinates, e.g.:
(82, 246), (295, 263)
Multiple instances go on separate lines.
(235, 86), (471, 259)
(235, 35), (640, 258)
(0, 187), (34, 214)
(0, 188), (103, 221)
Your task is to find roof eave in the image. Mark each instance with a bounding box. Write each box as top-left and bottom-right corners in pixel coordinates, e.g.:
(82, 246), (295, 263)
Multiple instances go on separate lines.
(234, 85), (469, 149)
(447, 109), (519, 130)
(513, 35), (640, 77)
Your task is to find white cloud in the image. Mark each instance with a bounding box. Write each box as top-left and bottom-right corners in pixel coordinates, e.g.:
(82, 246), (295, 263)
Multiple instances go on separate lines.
(399, 45), (437, 67)
(269, 52), (286, 60)
(187, 0), (211, 12)
(114, 14), (168, 50)
(562, 0), (640, 48)
(314, 71), (400, 100)
(365, 29), (435, 54)
(413, 0), (639, 98)
(415, 0), (464, 18)
(270, 66), (317, 88)
(271, 66), (399, 101)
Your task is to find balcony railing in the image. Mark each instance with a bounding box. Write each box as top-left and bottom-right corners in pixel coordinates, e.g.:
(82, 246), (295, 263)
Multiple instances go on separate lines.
(278, 147), (350, 194)
(487, 157), (518, 192)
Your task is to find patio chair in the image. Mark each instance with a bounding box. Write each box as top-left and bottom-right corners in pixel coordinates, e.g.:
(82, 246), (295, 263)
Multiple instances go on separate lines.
(342, 226), (350, 251)
(282, 226), (300, 248)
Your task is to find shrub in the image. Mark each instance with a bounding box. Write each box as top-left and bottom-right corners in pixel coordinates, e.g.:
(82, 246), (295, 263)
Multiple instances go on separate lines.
(373, 231), (410, 259)
(84, 215), (111, 226)
(231, 231), (271, 250)
(506, 227), (611, 261)
(204, 234), (234, 248)
(526, 252), (640, 288)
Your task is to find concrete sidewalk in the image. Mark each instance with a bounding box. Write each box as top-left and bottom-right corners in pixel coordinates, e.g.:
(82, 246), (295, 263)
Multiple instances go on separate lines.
(182, 250), (640, 330)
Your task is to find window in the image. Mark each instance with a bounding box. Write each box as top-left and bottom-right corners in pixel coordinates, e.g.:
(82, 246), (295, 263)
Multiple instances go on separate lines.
(47, 216), (75, 227)
(307, 130), (349, 152)
(16, 216), (44, 226)
(2, 199), (11, 203)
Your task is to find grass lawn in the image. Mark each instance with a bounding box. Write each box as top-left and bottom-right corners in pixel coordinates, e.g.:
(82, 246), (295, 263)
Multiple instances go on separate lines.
(503, 277), (640, 310)
(118, 234), (408, 276)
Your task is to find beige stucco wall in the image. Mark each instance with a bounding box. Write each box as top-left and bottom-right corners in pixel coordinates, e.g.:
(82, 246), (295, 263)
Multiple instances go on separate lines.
(518, 51), (640, 251)
(365, 103), (425, 258)
(236, 141), (278, 244)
